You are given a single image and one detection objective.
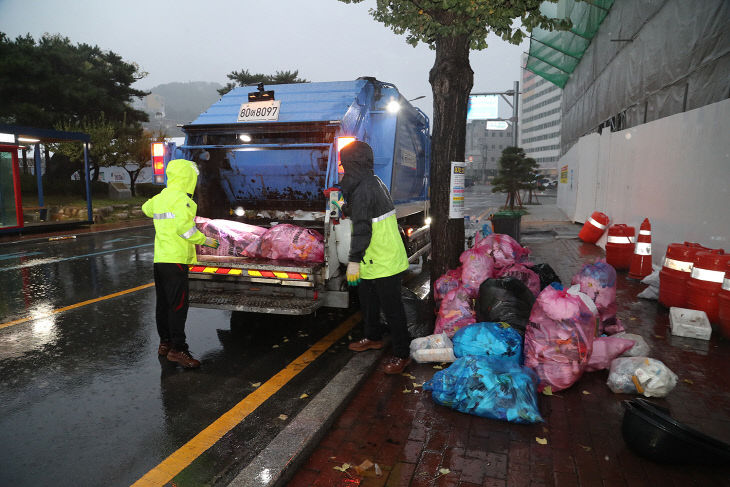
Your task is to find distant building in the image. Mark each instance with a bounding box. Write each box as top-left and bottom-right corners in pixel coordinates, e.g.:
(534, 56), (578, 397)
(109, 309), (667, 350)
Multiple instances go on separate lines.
(518, 53), (562, 177)
(465, 122), (513, 184)
(144, 94), (166, 119)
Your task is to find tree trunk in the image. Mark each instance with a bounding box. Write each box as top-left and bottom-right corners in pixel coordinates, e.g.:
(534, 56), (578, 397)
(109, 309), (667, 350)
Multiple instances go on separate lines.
(429, 33), (473, 280)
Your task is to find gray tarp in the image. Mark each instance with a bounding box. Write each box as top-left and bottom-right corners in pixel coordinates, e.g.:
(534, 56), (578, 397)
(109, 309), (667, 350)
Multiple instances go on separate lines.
(561, 0), (730, 153)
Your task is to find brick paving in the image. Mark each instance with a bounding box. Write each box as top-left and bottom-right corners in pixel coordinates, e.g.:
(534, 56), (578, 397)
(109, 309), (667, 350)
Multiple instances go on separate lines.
(288, 238), (730, 487)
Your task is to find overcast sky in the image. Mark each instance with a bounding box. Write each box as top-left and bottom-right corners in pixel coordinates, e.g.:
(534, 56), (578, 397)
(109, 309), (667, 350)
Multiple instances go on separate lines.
(0, 0), (528, 120)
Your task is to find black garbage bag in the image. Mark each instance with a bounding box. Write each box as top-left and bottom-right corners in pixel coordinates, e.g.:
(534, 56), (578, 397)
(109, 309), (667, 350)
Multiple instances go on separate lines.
(527, 263), (562, 290)
(476, 277), (536, 334)
(380, 287), (433, 338)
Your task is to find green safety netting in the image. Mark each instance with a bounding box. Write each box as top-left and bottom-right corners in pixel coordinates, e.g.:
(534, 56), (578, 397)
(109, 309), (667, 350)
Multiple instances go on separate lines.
(526, 0), (614, 88)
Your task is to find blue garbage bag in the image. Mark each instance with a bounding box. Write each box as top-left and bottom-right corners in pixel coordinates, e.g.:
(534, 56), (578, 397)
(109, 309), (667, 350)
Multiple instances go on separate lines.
(452, 322), (523, 364)
(423, 356), (543, 424)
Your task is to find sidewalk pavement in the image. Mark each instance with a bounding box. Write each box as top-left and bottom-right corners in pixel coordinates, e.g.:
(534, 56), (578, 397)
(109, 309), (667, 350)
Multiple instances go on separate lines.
(282, 216), (730, 486)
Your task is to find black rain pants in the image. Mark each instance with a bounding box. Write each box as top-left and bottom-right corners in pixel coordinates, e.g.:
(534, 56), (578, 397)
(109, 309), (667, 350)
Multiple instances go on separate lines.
(153, 263), (190, 351)
(358, 272), (410, 358)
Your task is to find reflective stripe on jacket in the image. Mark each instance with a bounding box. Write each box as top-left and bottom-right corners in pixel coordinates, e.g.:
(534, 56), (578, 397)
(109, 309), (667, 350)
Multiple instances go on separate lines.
(142, 159), (206, 264)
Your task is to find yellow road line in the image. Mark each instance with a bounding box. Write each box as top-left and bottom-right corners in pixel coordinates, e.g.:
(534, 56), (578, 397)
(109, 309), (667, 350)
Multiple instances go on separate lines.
(0, 282), (155, 330)
(132, 312), (361, 487)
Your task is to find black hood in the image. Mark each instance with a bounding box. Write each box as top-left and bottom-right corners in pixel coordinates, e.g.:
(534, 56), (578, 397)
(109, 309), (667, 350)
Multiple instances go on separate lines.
(340, 141), (374, 194)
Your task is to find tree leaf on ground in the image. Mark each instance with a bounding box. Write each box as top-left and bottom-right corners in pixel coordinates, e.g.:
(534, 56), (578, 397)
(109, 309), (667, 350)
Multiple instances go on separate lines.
(535, 437), (548, 445)
(542, 385), (553, 396)
(439, 468), (451, 475)
(433, 365), (443, 370)
(579, 444), (592, 451)
(402, 388), (412, 393)
(251, 382), (261, 388)
(278, 414), (288, 421)
(300, 393), (309, 399)
(333, 463), (351, 472)
(683, 378), (694, 384)
(582, 390), (591, 395)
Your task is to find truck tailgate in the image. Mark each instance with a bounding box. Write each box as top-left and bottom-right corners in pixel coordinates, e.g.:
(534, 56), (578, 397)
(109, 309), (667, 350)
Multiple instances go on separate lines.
(188, 255), (325, 315)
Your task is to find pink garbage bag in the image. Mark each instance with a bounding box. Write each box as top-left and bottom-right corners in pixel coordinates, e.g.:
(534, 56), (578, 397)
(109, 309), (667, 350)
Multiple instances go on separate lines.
(571, 259), (617, 333)
(497, 263), (541, 297)
(243, 224), (324, 263)
(524, 286), (596, 392)
(474, 233), (531, 270)
(585, 336), (635, 372)
(460, 248), (495, 298)
(435, 268), (462, 304)
(434, 286), (476, 337)
(195, 217), (266, 257)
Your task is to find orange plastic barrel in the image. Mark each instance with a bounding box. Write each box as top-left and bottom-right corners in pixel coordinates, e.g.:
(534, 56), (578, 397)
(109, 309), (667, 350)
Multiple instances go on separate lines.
(686, 251), (728, 323)
(718, 258), (730, 338)
(578, 211), (609, 244)
(658, 243), (713, 308)
(605, 224), (634, 270)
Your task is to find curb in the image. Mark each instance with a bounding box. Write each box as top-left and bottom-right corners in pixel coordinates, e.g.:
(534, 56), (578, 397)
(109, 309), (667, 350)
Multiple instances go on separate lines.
(227, 347), (386, 487)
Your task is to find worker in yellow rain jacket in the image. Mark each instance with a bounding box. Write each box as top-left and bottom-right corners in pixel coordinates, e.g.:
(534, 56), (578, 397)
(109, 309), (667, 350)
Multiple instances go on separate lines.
(339, 141), (412, 375)
(142, 159), (218, 369)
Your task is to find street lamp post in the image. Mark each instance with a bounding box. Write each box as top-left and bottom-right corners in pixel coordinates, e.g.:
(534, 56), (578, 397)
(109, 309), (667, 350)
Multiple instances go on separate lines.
(470, 81), (520, 146)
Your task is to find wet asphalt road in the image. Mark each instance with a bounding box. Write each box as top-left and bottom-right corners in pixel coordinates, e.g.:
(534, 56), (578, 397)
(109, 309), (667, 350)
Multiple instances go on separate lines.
(0, 227), (357, 486)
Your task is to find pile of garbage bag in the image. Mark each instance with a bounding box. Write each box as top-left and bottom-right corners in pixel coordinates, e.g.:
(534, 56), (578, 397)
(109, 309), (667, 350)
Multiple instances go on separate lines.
(243, 223), (324, 263)
(195, 217), (266, 256)
(423, 238), (676, 422)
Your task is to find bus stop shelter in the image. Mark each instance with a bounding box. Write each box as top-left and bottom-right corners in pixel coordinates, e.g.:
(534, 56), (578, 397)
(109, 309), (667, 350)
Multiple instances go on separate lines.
(0, 124), (92, 234)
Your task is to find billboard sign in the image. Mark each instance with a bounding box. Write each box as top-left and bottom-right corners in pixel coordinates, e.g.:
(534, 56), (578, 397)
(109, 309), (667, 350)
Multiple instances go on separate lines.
(467, 95), (498, 120)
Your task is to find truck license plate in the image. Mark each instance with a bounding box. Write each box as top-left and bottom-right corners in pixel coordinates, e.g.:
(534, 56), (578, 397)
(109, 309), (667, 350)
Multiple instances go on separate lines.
(237, 100), (281, 122)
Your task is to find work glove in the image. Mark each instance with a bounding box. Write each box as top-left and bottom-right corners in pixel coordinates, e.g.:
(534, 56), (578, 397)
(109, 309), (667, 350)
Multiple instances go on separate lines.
(346, 262), (360, 286)
(203, 237), (219, 249)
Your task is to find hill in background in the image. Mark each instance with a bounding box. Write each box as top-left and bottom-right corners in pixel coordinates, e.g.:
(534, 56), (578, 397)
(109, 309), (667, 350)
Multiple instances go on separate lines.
(135, 81), (223, 137)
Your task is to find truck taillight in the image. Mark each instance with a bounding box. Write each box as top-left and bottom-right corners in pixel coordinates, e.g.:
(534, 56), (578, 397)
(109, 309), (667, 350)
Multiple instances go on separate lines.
(152, 142), (165, 175)
(336, 136), (356, 174)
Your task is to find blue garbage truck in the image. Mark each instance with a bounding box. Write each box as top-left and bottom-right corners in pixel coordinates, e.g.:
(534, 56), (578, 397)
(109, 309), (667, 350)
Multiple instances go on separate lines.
(165, 77), (430, 315)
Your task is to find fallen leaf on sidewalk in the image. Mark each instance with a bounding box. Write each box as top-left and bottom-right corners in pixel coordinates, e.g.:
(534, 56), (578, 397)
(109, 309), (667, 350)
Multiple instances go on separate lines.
(683, 378), (694, 384)
(582, 390), (591, 395)
(629, 317), (637, 321)
(413, 382), (423, 388)
(251, 382), (261, 388)
(402, 373), (416, 379)
(354, 459), (374, 474)
(283, 338), (289, 343)
(333, 463), (351, 472)
(579, 444), (592, 451)
(300, 393), (309, 399)
(654, 335), (664, 339)
(402, 388), (412, 393)
(272, 344), (280, 349)
(278, 414), (288, 421)
(535, 437), (548, 445)
(439, 468), (451, 475)
(542, 386), (553, 396)
(433, 365), (443, 370)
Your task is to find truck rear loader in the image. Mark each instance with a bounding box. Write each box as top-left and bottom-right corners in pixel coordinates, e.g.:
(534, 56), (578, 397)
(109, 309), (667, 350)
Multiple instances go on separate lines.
(159, 77), (431, 315)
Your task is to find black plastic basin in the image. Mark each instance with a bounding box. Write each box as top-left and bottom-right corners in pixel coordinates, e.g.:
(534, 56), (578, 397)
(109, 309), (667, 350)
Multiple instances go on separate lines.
(622, 398), (730, 465)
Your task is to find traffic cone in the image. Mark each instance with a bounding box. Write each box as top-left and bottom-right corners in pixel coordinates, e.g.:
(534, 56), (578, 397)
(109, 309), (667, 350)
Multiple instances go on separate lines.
(629, 218), (652, 280)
